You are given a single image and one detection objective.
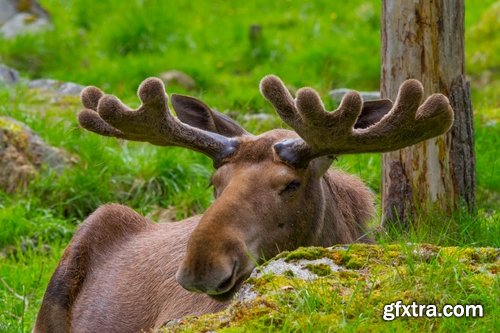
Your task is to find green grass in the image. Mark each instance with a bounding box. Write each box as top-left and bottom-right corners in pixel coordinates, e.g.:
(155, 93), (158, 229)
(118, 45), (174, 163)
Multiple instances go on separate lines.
(0, 242), (67, 333)
(0, 0), (498, 332)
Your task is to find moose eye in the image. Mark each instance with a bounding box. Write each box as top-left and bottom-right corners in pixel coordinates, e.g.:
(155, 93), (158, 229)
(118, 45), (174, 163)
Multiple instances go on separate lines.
(280, 180), (301, 195)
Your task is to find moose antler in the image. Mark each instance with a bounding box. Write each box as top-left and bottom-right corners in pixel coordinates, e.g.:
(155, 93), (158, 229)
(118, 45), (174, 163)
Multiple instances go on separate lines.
(260, 75), (454, 167)
(78, 78), (238, 162)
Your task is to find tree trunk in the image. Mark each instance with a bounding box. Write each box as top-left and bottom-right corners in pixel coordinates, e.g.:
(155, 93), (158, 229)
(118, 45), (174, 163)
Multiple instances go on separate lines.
(381, 0), (475, 227)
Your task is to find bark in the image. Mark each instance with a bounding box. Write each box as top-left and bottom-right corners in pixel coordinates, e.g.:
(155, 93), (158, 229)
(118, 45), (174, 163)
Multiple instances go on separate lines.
(381, 0), (475, 225)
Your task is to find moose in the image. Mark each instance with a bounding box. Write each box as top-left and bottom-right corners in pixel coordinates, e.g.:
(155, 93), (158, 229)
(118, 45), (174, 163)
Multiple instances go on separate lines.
(33, 75), (453, 332)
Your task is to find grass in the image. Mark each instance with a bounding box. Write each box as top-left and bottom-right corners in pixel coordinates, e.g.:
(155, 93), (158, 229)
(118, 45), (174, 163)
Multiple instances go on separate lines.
(0, 0), (498, 332)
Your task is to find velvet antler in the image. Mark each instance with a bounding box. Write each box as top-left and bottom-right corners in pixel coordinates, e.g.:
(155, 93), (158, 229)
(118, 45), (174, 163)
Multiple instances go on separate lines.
(260, 75), (454, 167)
(78, 78), (238, 162)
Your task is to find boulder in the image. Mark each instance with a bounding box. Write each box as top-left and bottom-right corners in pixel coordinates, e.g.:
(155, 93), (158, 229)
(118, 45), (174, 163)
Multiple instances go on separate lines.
(0, 64), (19, 85)
(159, 70), (197, 90)
(164, 244), (499, 332)
(0, 63), (85, 95)
(0, 0), (17, 24)
(0, 116), (71, 193)
(28, 79), (85, 96)
(0, 0), (51, 38)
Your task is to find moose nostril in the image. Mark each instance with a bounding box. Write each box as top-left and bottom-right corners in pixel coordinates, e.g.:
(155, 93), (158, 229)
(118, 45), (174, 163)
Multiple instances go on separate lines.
(215, 262), (238, 293)
(216, 275), (233, 292)
(176, 269), (202, 292)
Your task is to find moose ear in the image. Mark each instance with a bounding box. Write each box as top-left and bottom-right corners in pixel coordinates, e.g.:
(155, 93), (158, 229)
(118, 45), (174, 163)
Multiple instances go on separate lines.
(309, 156), (334, 179)
(171, 94), (248, 137)
(354, 99), (393, 129)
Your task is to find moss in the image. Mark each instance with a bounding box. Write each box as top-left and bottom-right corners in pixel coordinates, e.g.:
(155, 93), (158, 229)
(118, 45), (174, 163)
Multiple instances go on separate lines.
(0, 117), (30, 150)
(23, 14), (39, 24)
(339, 244), (378, 269)
(487, 262), (499, 275)
(440, 246), (499, 264)
(165, 244), (500, 332)
(278, 246), (331, 262)
(16, 0), (32, 12)
(163, 298), (278, 333)
(305, 263), (332, 276)
(330, 251), (344, 265)
(249, 274), (303, 296)
(0, 117), (24, 133)
(336, 270), (360, 280)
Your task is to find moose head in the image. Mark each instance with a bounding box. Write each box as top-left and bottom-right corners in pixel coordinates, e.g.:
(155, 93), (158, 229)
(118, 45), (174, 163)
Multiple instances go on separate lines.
(77, 75), (453, 301)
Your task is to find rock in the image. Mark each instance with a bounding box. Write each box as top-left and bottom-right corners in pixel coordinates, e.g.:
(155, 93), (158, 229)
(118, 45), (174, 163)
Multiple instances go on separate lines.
(0, 64), (19, 85)
(1, 63), (85, 95)
(58, 82), (86, 95)
(0, 63), (85, 95)
(0, 0), (17, 25)
(0, 1), (51, 38)
(242, 113), (273, 122)
(28, 79), (85, 96)
(252, 257), (342, 281)
(159, 70), (196, 90)
(330, 88), (381, 101)
(1, 12), (50, 38)
(164, 244), (499, 332)
(0, 116), (72, 193)
(236, 256), (343, 303)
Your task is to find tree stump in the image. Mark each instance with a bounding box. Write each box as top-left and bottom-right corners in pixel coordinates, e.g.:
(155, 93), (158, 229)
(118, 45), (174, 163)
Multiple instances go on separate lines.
(381, 0), (475, 226)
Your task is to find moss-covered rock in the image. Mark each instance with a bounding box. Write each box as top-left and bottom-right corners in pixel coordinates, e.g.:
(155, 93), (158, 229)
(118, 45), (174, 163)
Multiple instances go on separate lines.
(0, 116), (73, 193)
(163, 244), (499, 333)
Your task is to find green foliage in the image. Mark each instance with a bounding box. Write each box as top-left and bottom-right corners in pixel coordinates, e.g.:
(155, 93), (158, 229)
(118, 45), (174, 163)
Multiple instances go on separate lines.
(1, 0), (383, 105)
(379, 208), (500, 248)
(0, 242), (66, 333)
(0, 0), (498, 332)
(0, 197), (74, 248)
(466, 2), (500, 76)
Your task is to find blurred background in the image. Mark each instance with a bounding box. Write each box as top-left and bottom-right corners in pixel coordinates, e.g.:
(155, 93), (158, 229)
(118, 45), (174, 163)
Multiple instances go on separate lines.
(0, 1), (498, 331)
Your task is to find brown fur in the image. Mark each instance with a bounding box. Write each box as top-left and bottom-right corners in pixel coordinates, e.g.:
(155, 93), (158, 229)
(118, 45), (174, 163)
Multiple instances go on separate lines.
(37, 75), (453, 332)
(33, 75), (452, 332)
(33, 130), (374, 333)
